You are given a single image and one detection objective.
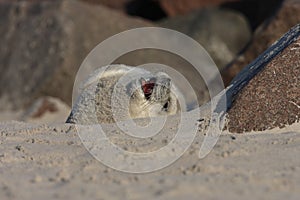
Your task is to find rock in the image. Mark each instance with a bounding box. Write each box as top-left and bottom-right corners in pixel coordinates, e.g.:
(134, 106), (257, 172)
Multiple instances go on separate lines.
(158, 0), (238, 16)
(0, 0), (44, 1)
(221, 0), (284, 30)
(124, 0), (239, 21)
(0, 0), (227, 113)
(222, 0), (300, 86)
(159, 8), (251, 68)
(226, 24), (300, 133)
(0, 0), (152, 110)
(33, 0), (164, 22)
(0, 0), (130, 8)
(21, 96), (71, 124)
(80, 0), (130, 11)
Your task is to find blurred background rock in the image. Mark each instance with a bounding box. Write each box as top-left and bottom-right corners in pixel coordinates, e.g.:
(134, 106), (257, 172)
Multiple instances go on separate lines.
(222, 0), (300, 85)
(0, 0), (292, 123)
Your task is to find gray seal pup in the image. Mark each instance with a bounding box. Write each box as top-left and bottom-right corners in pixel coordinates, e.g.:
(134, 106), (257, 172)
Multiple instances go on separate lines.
(66, 64), (181, 124)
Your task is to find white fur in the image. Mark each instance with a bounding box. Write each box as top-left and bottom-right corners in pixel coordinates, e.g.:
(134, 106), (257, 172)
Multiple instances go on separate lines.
(67, 65), (181, 124)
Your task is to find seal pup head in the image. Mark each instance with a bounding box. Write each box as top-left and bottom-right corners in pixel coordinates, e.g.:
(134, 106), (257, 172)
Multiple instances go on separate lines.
(129, 71), (178, 119)
(66, 65), (180, 124)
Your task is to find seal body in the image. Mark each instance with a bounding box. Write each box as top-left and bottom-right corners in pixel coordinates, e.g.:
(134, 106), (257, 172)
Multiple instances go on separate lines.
(66, 65), (180, 124)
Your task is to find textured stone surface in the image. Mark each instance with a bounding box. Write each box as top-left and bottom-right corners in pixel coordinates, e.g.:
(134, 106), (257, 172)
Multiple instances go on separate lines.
(0, 0), (152, 110)
(0, 0), (129, 8)
(0, 0), (222, 112)
(226, 28), (300, 133)
(159, 8), (251, 68)
(221, 0), (284, 30)
(80, 0), (130, 10)
(222, 0), (300, 86)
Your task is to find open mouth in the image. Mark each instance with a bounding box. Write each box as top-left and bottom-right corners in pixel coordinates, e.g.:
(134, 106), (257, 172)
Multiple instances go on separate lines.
(141, 77), (156, 100)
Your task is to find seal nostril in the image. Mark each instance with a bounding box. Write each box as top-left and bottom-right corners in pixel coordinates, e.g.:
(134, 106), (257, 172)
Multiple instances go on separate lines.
(145, 92), (152, 100)
(163, 101), (169, 110)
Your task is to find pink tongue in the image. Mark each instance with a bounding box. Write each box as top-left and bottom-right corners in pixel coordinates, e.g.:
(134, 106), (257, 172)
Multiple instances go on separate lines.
(142, 83), (155, 95)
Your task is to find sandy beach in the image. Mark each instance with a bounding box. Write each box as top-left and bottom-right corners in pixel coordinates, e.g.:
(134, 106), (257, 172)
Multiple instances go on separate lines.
(0, 118), (299, 200)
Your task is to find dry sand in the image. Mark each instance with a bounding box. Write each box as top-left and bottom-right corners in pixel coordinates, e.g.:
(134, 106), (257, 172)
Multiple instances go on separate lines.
(0, 114), (299, 200)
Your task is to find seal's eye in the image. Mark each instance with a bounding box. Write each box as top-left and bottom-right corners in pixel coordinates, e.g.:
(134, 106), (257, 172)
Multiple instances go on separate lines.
(140, 78), (156, 100)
